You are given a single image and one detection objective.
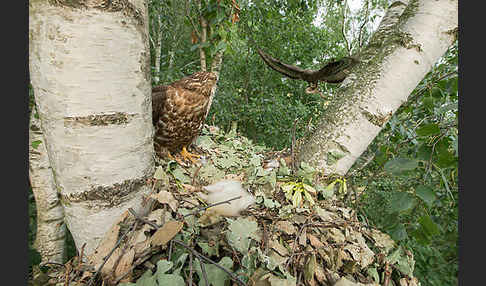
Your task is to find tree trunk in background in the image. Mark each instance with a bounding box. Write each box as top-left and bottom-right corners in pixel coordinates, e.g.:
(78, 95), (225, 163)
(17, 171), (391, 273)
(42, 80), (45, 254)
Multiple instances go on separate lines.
(29, 0), (154, 256)
(29, 107), (66, 264)
(205, 50), (225, 119)
(154, 15), (162, 83)
(296, 0), (458, 175)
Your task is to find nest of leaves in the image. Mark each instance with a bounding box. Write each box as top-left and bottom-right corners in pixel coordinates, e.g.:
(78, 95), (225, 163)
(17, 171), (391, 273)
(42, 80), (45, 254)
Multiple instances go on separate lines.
(34, 125), (421, 286)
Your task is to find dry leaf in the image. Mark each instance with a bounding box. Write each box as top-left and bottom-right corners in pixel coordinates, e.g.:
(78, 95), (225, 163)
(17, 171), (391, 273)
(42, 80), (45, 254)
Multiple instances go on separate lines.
(268, 239), (289, 256)
(102, 247), (123, 276)
(327, 228), (346, 244)
(151, 220), (184, 246)
(181, 183), (199, 193)
(88, 211), (130, 267)
(299, 228), (307, 246)
(307, 233), (325, 248)
(150, 190), (178, 212)
(114, 248), (135, 280)
(275, 221), (297, 235)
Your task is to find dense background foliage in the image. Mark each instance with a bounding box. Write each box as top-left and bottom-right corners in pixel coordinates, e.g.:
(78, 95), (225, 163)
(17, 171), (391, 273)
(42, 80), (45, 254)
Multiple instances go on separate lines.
(29, 0), (458, 285)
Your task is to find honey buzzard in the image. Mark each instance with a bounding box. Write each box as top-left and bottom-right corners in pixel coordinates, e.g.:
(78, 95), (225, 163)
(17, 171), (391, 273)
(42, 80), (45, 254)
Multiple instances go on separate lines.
(152, 71), (218, 163)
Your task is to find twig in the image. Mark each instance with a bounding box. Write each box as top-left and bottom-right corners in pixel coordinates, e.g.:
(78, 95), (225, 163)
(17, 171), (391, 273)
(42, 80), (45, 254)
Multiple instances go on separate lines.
(192, 164), (203, 185)
(183, 195), (242, 218)
(185, 0), (201, 38)
(79, 243), (86, 266)
(168, 240), (174, 261)
(286, 216), (313, 269)
(189, 253), (194, 286)
(341, 0), (351, 54)
(64, 262), (71, 286)
(357, 0), (370, 51)
(199, 257), (210, 286)
(128, 208), (160, 229)
(172, 239), (246, 286)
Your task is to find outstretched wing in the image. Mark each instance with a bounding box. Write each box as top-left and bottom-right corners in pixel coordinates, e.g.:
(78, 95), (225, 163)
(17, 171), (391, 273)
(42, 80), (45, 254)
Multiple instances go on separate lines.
(257, 48), (311, 80)
(257, 48), (360, 84)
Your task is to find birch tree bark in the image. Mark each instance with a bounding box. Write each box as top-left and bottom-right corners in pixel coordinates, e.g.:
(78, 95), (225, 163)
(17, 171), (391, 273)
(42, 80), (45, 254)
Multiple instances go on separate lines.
(295, 0), (458, 175)
(29, 0), (154, 256)
(29, 107), (66, 264)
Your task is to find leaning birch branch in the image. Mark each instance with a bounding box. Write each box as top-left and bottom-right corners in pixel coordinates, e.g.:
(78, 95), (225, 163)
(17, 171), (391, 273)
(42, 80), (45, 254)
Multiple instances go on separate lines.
(295, 0), (458, 175)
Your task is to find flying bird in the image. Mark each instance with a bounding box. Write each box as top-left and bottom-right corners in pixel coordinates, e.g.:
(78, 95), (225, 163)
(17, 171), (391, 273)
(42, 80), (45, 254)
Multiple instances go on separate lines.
(257, 48), (359, 93)
(152, 71), (218, 163)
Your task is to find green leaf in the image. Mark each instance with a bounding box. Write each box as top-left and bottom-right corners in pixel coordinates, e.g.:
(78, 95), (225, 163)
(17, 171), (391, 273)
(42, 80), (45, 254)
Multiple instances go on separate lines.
(292, 190), (302, 207)
(415, 185), (436, 206)
(416, 123), (440, 137)
(195, 136), (216, 150)
(193, 257), (233, 286)
(302, 189), (315, 205)
(155, 260), (173, 274)
(367, 267), (380, 283)
(135, 270), (156, 286)
(198, 241), (219, 257)
(422, 96), (435, 111)
(417, 144), (433, 161)
(384, 158), (418, 175)
(171, 166), (191, 184)
(31, 140), (42, 149)
(280, 183), (295, 193)
(226, 218), (259, 254)
(326, 150), (345, 165)
(389, 223), (408, 241)
(390, 192), (416, 213)
(418, 215), (440, 236)
(157, 273), (185, 286)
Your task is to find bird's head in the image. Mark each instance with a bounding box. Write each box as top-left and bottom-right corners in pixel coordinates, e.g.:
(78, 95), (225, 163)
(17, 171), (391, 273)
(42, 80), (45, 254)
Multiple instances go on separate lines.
(182, 71), (218, 96)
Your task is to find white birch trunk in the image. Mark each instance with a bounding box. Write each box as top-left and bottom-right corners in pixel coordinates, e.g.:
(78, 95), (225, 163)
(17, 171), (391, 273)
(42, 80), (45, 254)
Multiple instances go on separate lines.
(205, 50), (225, 120)
(154, 15), (163, 83)
(29, 107), (66, 264)
(296, 0), (458, 175)
(29, 0), (154, 256)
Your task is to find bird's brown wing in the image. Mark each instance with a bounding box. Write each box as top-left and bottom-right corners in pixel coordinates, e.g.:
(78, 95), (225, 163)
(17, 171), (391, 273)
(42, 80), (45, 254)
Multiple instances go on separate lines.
(257, 48), (360, 84)
(257, 48), (311, 80)
(153, 83), (210, 150)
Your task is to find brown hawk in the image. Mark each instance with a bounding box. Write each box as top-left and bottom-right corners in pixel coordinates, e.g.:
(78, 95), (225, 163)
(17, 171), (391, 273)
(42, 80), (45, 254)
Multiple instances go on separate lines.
(152, 71), (218, 163)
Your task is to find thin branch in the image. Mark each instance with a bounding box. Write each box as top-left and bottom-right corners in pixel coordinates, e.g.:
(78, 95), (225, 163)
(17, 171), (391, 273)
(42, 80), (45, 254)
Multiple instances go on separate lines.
(188, 253), (194, 286)
(185, 0), (201, 38)
(128, 208), (160, 229)
(183, 196), (242, 218)
(357, 0), (370, 51)
(199, 257), (210, 286)
(341, 0), (351, 55)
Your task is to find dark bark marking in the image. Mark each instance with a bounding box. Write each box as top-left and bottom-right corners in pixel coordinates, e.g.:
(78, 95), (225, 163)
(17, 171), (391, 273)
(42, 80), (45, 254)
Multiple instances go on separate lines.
(64, 112), (136, 127)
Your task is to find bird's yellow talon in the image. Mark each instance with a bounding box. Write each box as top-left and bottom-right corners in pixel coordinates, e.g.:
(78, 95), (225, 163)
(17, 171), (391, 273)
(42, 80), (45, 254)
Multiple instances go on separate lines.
(181, 146), (200, 164)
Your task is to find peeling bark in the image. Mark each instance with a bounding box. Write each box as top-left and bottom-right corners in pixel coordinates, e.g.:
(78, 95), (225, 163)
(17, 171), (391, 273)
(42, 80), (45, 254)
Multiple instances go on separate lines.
(295, 0), (458, 175)
(29, 107), (66, 264)
(29, 0), (154, 256)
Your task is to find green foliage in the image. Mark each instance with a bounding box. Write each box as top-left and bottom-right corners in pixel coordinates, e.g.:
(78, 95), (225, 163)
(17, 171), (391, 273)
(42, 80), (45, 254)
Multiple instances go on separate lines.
(353, 43), (458, 285)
